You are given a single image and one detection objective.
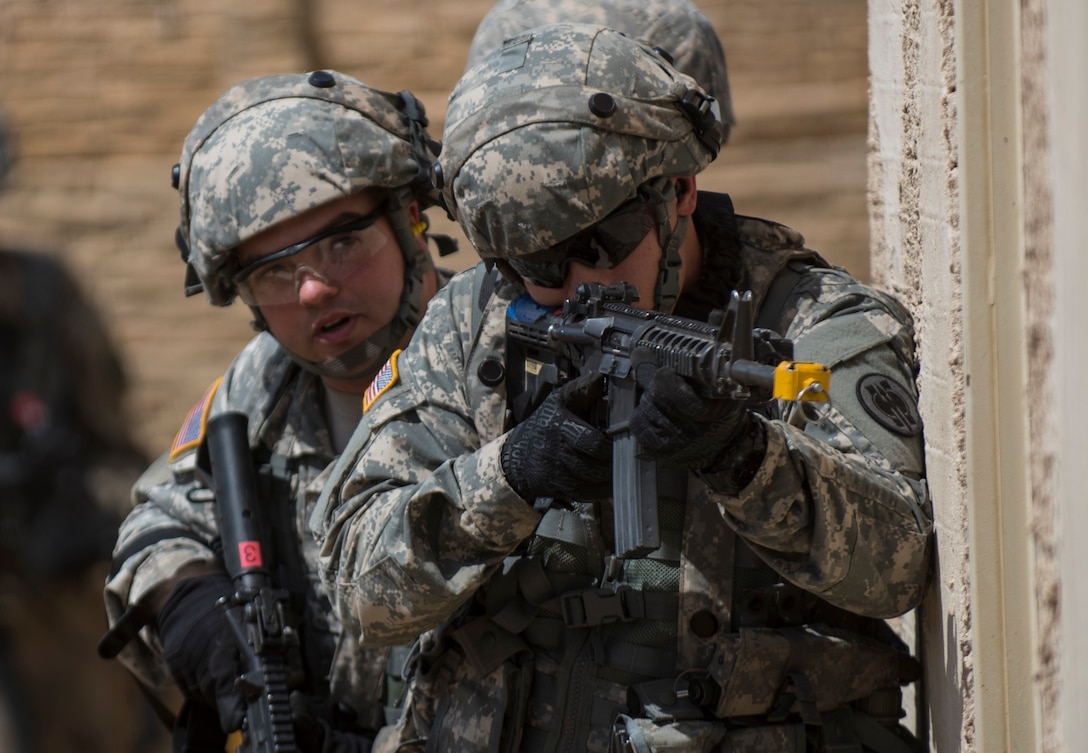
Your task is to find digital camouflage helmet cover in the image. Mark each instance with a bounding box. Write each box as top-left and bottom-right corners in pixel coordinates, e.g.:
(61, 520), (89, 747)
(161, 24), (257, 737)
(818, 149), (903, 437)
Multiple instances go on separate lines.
(437, 23), (724, 310)
(173, 70), (447, 377)
(466, 0), (735, 139)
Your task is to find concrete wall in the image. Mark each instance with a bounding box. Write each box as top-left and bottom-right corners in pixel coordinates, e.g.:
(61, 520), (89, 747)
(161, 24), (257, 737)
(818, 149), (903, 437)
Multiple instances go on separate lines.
(870, 0), (1086, 749)
(1048, 1), (1088, 750)
(868, 0), (969, 746)
(1021, 2), (1060, 751)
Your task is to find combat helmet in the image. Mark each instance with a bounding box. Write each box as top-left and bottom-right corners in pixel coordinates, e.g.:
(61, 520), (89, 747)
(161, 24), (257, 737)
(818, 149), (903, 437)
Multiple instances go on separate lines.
(466, 0), (735, 141)
(173, 70), (450, 378)
(437, 23), (723, 312)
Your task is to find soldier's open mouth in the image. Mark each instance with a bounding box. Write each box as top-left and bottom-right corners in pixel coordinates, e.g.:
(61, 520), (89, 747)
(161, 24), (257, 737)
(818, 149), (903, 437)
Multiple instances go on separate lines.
(321, 317), (350, 332)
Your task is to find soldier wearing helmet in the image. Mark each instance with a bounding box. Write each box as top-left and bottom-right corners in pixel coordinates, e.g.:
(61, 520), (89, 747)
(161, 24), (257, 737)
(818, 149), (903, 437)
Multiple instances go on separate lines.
(102, 71), (455, 752)
(466, 0), (736, 141)
(316, 24), (931, 753)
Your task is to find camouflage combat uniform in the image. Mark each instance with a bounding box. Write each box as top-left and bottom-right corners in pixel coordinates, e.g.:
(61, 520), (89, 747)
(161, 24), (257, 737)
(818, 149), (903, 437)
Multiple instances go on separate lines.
(313, 193), (932, 753)
(103, 332), (393, 731)
(104, 243), (447, 733)
(102, 70), (454, 742)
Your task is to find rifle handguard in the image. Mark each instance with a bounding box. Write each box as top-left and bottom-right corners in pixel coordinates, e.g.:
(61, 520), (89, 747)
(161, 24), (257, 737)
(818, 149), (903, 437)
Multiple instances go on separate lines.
(508, 283), (834, 561)
(207, 412), (300, 753)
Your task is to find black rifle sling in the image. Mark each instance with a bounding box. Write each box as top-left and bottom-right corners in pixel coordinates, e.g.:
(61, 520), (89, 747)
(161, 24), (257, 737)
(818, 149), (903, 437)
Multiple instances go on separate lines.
(755, 261), (807, 333)
(473, 263), (500, 333)
(257, 446), (336, 703)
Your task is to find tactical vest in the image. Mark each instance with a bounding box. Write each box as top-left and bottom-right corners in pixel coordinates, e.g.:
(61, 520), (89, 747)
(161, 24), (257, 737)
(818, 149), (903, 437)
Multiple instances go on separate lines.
(406, 226), (921, 753)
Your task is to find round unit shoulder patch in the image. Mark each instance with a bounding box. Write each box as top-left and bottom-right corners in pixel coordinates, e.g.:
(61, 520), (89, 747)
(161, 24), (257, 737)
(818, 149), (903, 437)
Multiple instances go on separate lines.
(855, 373), (923, 437)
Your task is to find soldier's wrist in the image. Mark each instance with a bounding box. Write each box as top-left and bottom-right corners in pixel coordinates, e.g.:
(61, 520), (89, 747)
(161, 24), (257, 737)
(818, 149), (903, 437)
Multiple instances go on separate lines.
(698, 414), (767, 493)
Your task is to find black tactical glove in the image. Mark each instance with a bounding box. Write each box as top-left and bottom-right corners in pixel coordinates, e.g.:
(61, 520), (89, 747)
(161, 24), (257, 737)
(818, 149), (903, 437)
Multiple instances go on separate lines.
(628, 366), (752, 472)
(290, 692), (373, 753)
(157, 572), (246, 734)
(501, 372), (613, 502)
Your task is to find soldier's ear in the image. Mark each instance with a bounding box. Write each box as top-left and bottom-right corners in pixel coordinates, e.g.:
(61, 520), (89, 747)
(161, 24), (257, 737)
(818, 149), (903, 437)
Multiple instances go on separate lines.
(675, 177), (698, 215)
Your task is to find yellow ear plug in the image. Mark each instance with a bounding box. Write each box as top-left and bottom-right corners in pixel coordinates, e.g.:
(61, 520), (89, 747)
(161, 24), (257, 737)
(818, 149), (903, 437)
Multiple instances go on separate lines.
(410, 221), (427, 237)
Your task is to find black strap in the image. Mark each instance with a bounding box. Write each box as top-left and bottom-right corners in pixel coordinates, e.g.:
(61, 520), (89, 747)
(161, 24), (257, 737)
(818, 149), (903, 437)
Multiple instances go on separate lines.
(109, 526), (209, 579)
(473, 263), (500, 333)
(97, 600), (155, 660)
(96, 598), (181, 733)
(430, 233), (459, 258)
(756, 262), (806, 332)
(100, 525), (212, 662)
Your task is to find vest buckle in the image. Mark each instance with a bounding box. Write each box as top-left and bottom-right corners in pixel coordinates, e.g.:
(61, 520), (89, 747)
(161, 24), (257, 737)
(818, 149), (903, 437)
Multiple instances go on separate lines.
(560, 583), (639, 627)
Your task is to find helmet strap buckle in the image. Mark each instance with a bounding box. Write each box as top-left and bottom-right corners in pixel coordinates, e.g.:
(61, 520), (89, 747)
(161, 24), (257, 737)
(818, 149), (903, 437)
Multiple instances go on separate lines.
(678, 89), (723, 157)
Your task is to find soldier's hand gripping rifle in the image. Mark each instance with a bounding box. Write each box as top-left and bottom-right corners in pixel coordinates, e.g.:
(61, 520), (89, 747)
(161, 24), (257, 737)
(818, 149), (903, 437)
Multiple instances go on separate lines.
(205, 411), (298, 753)
(546, 282), (830, 559)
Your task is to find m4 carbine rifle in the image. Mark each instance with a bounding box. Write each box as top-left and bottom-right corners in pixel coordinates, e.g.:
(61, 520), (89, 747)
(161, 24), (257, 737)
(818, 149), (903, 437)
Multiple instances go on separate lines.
(205, 411), (299, 753)
(508, 282), (830, 559)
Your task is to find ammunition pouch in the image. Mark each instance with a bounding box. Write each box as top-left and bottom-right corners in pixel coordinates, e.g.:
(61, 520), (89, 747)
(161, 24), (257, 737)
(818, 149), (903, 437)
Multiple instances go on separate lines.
(614, 623), (921, 753)
(610, 716), (730, 753)
(699, 625), (914, 721)
(414, 616), (535, 753)
(610, 715), (818, 753)
(609, 709), (918, 753)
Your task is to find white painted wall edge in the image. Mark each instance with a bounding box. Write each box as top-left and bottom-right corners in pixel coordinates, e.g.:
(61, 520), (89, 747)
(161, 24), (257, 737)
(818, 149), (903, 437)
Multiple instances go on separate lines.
(955, 0), (1041, 750)
(1049, 0), (1088, 748)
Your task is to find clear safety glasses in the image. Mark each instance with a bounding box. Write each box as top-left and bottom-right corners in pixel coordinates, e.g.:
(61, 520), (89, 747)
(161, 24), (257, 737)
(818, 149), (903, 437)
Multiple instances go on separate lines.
(232, 202), (389, 306)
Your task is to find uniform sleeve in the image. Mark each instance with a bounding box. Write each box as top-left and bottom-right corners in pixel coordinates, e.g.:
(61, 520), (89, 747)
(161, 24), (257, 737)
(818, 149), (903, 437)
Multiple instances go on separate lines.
(102, 346), (259, 693)
(711, 267), (932, 618)
(313, 275), (541, 646)
(102, 448), (223, 693)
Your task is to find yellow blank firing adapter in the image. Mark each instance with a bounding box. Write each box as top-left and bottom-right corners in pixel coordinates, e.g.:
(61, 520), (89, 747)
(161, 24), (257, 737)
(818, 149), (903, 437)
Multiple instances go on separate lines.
(773, 361), (831, 403)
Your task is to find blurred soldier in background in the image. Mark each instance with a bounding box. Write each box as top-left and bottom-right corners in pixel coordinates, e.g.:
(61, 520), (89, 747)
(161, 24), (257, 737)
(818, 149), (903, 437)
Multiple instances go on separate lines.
(0, 108), (160, 753)
(466, 0), (736, 142)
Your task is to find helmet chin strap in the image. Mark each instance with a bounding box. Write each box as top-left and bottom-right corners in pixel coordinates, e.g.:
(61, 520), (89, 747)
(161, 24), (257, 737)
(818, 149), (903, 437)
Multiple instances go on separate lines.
(654, 213), (689, 314)
(641, 178), (688, 314)
(299, 316), (409, 380)
(248, 198), (435, 383)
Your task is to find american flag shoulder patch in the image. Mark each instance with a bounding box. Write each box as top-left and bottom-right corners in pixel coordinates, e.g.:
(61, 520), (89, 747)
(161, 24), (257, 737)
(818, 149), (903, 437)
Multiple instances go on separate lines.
(364, 350), (402, 414)
(169, 376), (223, 462)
